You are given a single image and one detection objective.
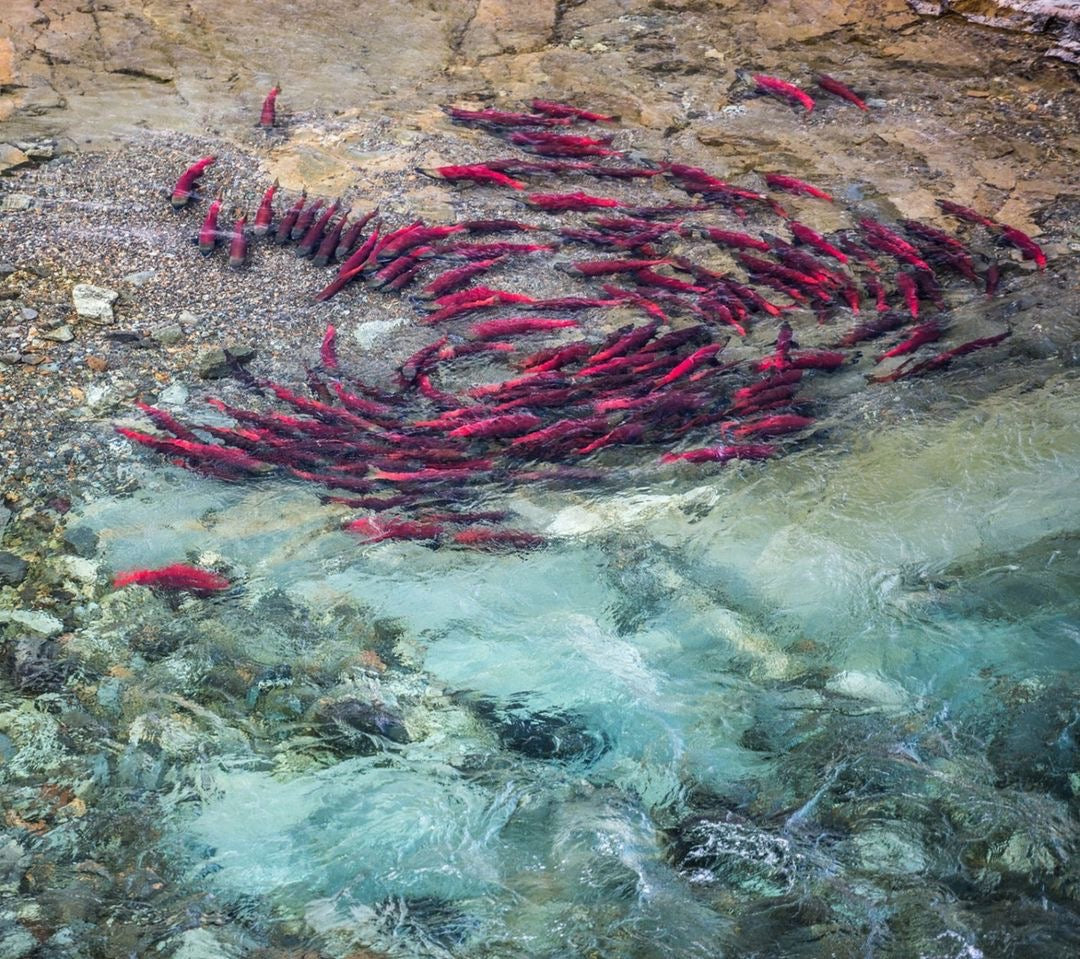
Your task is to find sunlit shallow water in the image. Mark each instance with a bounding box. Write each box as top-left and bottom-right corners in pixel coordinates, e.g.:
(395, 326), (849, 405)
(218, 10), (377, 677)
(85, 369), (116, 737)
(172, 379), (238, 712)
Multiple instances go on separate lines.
(64, 361), (1080, 957)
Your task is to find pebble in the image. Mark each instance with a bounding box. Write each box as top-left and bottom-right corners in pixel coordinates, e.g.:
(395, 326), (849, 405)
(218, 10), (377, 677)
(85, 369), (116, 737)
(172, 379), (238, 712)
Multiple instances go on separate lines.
(0, 263), (15, 278)
(72, 283), (118, 323)
(0, 550), (29, 585)
(20, 307), (37, 321)
(150, 323), (184, 345)
(41, 325), (73, 342)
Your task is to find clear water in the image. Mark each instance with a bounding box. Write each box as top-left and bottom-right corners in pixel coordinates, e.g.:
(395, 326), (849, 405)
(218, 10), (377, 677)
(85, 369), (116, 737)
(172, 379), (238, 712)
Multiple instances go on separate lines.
(71, 358), (1080, 957)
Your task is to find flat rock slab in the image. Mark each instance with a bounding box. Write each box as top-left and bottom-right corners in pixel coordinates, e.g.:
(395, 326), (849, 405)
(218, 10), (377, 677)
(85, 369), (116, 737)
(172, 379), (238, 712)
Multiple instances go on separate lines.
(460, 0), (556, 60)
(72, 283), (119, 323)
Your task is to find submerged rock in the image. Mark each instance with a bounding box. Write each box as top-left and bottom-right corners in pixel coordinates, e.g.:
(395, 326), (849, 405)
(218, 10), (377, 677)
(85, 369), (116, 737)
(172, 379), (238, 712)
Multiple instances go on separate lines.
(668, 811), (797, 897)
(469, 697), (610, 764)
(0, 550), (29, 585)
(5, 634), (73, 693)
(316, 697), (410, 755)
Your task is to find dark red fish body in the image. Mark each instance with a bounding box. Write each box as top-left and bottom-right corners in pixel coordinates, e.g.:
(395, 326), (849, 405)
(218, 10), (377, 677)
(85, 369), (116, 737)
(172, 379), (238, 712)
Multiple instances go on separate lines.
(525, 192), (620, 212)
(420, 257), (507, 299)
(765, 174), (833, 202)
(730, 414), (814, 439)
(418, 164), (525, 190)
(336, 226), (383, 278)
(319, 325), (339, 371)
(999, 226), (1046, 270)
(346, 517), (443, 543)
(875, 330), (1011, 382)
(114, 563), (231, 594)
(253, 181), (278, 237)
(788, 349), (845, 371)
(468, 317), (578, 340)
(336, 208), (380, 260)
(297, 199), (341, 258)
(575, 423), (647, 455)
(701, 227), (771, 252)
(752, 74), (815, 112)
(566, 258), (672, 277)
(530, 99), (616, 122)
(452, 528), (546, 551)
(445, 106), (573, 128)
(936, 199), (996, 228)
(461, 219), (537, 234)
(171, 155), (215, 209)
(291, 197), (325, 242)
(661, 444), (776, 464)
(654, 342), (725, 388)
(259, 85), (280, 129)
(836, 312), (906, 347)
(438, 242), (556, 260)
(519, 340), (593, 373)
(876, 321), (942, 361)
(448, 413), (544, 440)
(227, 212), (248, 269)
(134, 402), (200, 442)
(198, 194), (224, 254)
(275, 192), (307, 245)
(789, 221), (847, 263)
(895, 271), (920, 319)
(370, 247), (434, 289)
(815, 75), (868, 111)
(313, 212), (351, 267)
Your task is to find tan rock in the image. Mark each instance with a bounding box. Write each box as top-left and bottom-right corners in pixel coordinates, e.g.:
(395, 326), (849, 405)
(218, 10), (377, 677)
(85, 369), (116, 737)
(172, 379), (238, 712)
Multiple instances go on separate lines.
(459, 0), (556, 60)
(0, 143), (30, 174)
(974, 158), (1018, 192)
(0, 37), (15, 86)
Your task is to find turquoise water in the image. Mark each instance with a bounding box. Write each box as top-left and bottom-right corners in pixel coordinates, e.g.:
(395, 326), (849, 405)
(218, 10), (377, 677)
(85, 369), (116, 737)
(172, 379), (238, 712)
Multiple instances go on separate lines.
(71, 356), (1080, 957)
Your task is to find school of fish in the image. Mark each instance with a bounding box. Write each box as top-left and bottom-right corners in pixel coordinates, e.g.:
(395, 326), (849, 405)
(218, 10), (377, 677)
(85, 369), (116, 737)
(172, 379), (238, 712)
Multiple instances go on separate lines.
(128, 77), (1044, 562)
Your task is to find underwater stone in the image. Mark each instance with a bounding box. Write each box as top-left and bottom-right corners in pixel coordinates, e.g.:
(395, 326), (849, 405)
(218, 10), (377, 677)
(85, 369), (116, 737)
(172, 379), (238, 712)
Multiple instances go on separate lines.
(669, 812), (796, 896)
(317, 697), (410, 755)
(852, 825), (927, 876)
(470, 698), (610, 763)
(62, 526), (98, 557)
(150, 323), (183, 345)
(0, 550), (28, 585)
(6, 635), (71, 693)
(825, 670), (908, 707)
(195, 347), (229, 379)
(0, 608), (64, 636)
(0, 921), (36, 959)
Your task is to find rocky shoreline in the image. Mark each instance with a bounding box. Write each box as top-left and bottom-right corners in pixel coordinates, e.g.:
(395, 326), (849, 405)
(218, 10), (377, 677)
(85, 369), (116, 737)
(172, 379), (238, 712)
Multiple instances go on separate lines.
(1, 2), (1080, 956)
